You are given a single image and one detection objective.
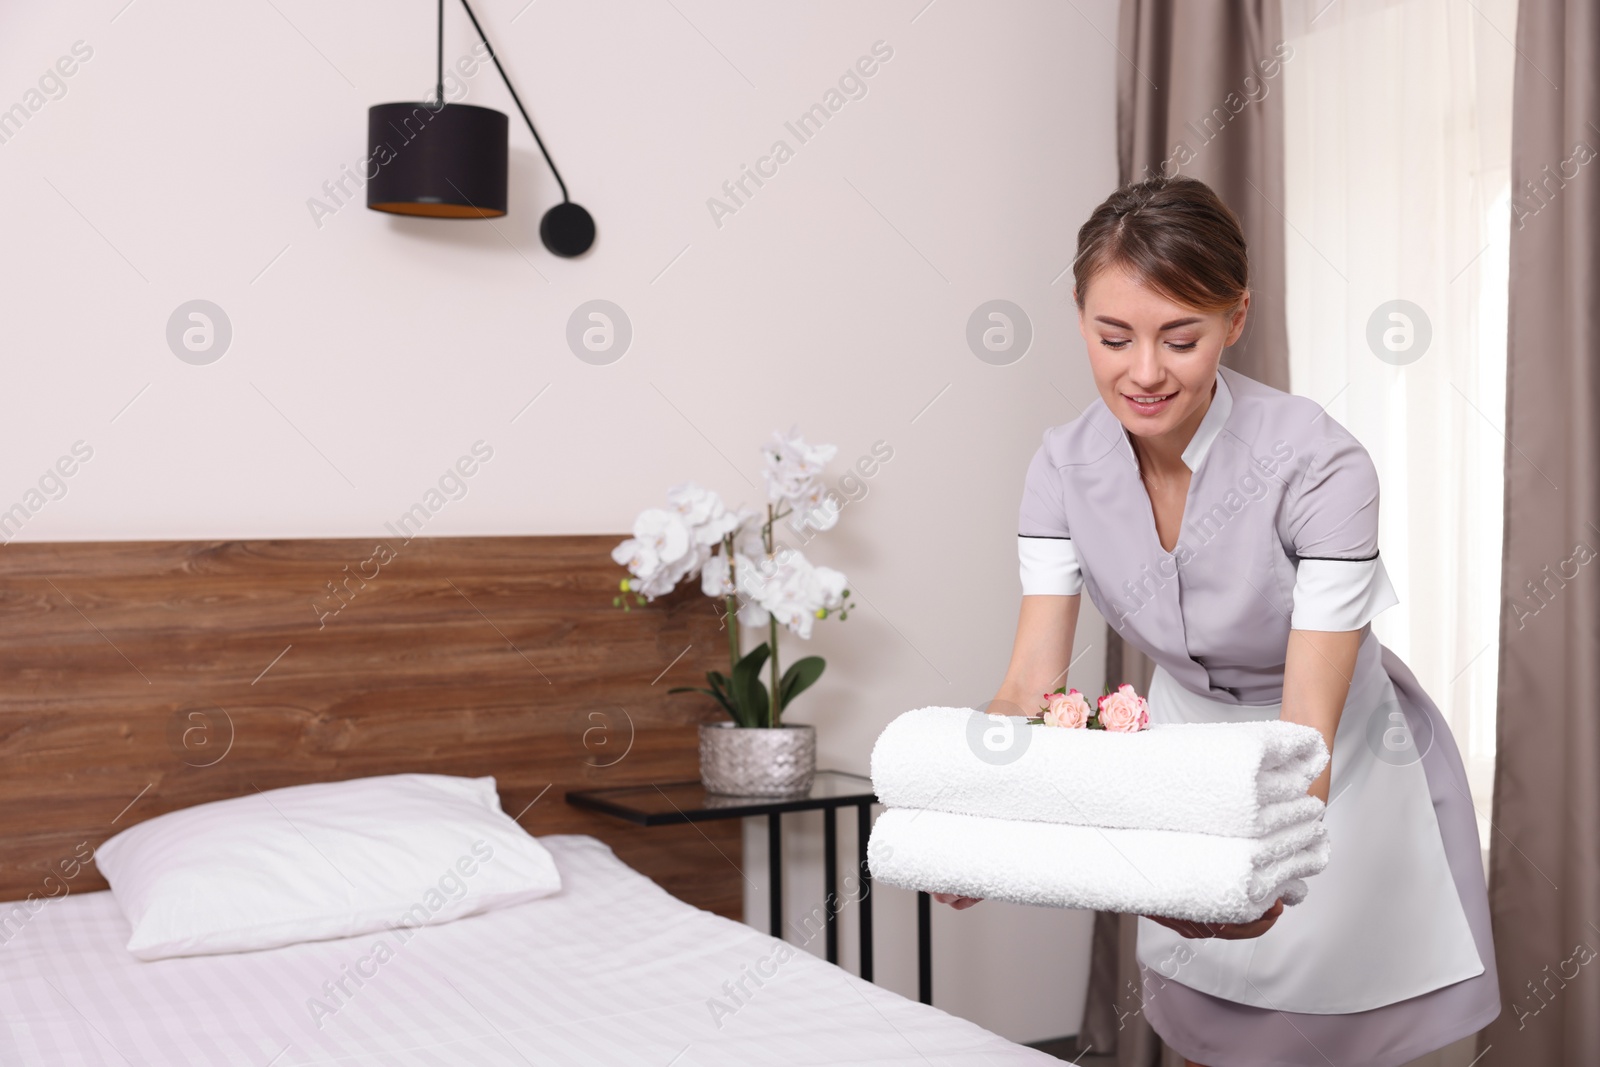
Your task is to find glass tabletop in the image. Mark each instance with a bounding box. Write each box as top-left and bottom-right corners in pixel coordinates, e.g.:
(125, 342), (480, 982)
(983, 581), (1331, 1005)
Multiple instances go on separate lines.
(565, 769), (877, 825)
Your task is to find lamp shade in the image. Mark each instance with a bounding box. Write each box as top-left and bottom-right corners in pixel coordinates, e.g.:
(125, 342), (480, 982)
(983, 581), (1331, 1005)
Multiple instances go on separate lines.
(366, 102), (508, 218)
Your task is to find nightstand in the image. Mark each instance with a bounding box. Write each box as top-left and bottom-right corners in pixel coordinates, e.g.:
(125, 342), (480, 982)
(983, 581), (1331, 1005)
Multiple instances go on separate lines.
(566, 769), (935, 1004)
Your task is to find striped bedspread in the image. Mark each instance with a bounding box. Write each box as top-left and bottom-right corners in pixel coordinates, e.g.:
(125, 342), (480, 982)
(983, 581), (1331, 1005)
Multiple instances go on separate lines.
(0, 834), (1055, 1065)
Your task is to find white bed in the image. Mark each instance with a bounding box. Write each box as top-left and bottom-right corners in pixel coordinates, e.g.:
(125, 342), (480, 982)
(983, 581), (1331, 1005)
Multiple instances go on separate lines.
(0, 834), (1058, 1066)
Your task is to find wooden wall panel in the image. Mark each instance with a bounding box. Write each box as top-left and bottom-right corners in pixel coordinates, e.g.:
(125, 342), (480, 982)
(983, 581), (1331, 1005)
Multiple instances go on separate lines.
(0, 536), (742, 921)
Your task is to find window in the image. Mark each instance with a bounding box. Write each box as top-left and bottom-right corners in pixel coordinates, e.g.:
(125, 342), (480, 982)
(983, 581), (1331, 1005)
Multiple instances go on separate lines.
(1281, 0), (1517, 857)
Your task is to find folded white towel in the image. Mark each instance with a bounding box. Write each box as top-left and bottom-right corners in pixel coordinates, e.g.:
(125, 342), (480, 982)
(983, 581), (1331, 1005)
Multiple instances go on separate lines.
(868, 807), (1331, 923)
(871, 707), (1329, 838)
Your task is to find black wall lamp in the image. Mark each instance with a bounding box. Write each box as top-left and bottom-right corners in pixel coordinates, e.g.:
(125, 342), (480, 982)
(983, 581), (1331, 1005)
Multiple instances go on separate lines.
(367, 0), (595, 257)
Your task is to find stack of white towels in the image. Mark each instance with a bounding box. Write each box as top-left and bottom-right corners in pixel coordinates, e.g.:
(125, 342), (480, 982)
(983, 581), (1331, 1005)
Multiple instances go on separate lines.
(867, 707), (1334, 923)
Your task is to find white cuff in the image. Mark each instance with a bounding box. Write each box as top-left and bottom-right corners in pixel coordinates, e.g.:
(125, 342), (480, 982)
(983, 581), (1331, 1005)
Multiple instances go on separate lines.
(1290, 555), (1399, 631)
(1019, 535), (1082, 596)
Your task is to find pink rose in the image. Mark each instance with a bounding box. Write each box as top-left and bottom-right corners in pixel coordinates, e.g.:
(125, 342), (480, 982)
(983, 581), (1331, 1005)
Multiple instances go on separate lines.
(1097, 684), (1150, 733)
(1043, 688), (1091, 728)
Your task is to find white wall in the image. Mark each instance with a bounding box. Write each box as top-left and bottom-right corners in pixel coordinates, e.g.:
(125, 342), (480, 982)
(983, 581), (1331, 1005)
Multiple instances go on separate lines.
(0, 0), (1117, 1046)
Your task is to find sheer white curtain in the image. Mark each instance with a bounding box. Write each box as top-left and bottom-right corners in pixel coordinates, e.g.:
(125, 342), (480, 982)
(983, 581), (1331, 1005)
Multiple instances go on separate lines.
(1279, 0), (1516, 854)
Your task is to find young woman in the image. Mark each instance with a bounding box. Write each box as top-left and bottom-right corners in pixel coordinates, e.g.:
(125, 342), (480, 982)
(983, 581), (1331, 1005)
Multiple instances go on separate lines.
(934, 177), (1500, 1067)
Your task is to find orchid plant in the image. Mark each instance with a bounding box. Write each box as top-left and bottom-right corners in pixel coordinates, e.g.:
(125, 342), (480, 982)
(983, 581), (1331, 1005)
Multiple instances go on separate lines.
(611, 427), (854, 728)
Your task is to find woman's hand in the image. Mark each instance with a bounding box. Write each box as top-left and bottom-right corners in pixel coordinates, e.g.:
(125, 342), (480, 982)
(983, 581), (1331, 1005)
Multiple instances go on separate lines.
(932, 892), (984, 910)
(1142, 897), (1283, 939)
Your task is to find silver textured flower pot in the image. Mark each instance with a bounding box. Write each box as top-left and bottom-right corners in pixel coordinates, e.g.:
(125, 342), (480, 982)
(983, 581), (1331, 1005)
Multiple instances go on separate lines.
(699, 722), (817, 797)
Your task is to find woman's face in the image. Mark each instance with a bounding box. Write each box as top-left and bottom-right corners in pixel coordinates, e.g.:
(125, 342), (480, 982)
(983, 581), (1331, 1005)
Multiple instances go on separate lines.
(1075, 263), (1248, 446)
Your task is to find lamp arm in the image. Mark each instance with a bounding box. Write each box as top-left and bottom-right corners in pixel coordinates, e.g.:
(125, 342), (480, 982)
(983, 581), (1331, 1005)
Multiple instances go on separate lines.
(453, 0), (571, 204)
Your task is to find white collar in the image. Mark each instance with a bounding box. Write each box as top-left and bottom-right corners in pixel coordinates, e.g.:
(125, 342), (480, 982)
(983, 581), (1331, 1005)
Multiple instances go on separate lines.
(1117, 368), (1232, 473)
(1180, 369), (1232, 472)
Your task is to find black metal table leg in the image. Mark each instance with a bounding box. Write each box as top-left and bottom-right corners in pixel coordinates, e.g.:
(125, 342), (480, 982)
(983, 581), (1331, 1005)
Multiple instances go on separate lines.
(918, 890), (931, 1004)
(857, 801), (873, 982)
(823, 805), (838, 963)
(768, 811), (782, 939)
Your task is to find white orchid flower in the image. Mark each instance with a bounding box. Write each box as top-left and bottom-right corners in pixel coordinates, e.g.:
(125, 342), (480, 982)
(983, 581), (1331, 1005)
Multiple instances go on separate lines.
(728, 546), (850, 640)
(612, 507), (700, 602)
(634, 507), (693, 565)
(786, 480), (841, 533)
(762, 426), (837, 506)
(665, 482), (742, 546)
(811, 564), (849, 611)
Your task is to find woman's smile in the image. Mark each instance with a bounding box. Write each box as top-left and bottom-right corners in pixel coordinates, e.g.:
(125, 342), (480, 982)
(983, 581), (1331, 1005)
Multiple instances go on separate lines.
(1122, 389), (1178, 417)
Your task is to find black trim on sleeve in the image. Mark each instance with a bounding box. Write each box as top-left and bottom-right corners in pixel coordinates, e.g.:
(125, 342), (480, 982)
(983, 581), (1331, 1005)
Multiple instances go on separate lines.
(1018, 533), (1072, 540)
(1295, 549), (1380, 562)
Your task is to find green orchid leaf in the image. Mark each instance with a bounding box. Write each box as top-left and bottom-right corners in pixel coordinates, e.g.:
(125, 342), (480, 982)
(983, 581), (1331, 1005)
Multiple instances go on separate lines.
(709, 671), (766, 724)
(747, 679), (769, 726)
(778, 656), (825, 712)
(731, 644), (772, 728)
(736, 643), (771, 673)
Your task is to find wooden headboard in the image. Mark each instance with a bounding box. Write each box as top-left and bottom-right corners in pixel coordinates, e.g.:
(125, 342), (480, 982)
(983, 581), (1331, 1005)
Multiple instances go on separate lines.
(0, 536), (740, 920)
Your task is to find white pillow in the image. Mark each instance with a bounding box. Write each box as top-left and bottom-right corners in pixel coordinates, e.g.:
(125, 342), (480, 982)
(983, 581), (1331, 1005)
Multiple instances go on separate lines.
(95, 773), (561, 960)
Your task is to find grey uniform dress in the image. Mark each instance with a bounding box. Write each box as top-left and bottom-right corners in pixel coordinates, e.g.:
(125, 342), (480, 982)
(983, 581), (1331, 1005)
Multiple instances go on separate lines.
(1017, 365), (1500, 1067)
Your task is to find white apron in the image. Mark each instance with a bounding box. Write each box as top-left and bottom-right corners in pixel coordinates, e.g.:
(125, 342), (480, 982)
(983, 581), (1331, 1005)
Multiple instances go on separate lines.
(1134, 644), (1485, 1015)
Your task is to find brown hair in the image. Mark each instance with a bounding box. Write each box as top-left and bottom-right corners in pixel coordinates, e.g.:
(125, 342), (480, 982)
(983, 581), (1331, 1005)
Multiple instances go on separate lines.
(1072, 176), (1249, 315)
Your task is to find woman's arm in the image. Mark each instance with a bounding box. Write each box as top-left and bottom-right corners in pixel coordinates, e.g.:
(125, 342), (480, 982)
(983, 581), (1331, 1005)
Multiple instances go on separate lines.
(933, 593), (1081, 911)
(992, 593), (1081, 714)
(1281, 627), (1363, 804)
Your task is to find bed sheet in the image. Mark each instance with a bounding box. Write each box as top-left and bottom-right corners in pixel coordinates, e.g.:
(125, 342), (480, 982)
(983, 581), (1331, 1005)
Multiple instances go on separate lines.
(0, 834), (1057, 1066)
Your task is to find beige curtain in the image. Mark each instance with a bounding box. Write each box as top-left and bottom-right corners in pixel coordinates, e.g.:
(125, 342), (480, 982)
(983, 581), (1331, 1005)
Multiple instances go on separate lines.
(1079, 2), (1291, 1062)
(1115, 0), (1291, 392)
(1483, 0), (1600, 1062)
